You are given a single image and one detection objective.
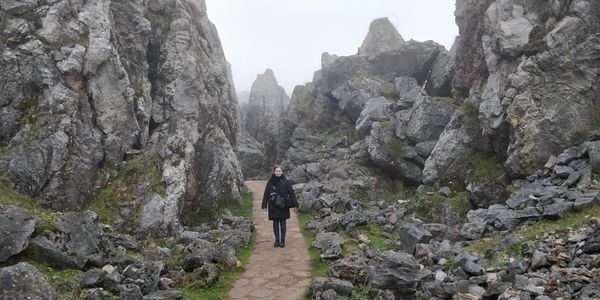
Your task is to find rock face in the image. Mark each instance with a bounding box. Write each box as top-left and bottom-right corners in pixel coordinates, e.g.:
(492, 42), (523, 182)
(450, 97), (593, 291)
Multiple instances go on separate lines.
(358, 17), (405, 57)
(424, 0), (600, 183)
(244, 69), (289, 168)
(281, 17), (453, 184)
(0, 0), (243, 235)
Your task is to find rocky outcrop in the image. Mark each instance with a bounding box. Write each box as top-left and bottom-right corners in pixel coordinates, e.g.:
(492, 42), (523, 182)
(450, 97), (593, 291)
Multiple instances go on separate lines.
(244, 69), (289, 167)
(282, 18), (454, 184)
(424, 0), (600, 184)
(0, 0), (243, 235)
(358, 17), (405, 57)
(236, 132), (266, 178)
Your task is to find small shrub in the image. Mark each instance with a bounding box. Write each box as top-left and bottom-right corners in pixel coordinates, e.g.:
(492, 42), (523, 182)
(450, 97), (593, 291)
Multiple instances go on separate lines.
(469, 152), (506, 183)
(385, 137), (406, 158)
(462, 102), (479, 124)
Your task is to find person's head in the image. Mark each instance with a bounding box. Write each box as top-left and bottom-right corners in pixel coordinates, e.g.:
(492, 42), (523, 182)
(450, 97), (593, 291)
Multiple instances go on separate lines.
(272, 165), (284, 177)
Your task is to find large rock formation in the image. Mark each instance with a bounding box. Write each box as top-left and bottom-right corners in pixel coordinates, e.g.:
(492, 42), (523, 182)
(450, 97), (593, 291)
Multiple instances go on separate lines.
(244, 68), (289, 168)
(0, 0), (243, 236)
(423, 0), (600, 185)
(282, 18), (454, 184)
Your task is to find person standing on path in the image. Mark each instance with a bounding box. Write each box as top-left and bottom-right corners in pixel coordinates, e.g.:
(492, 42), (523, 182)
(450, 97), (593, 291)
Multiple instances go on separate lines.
(262, 165), (298, 248)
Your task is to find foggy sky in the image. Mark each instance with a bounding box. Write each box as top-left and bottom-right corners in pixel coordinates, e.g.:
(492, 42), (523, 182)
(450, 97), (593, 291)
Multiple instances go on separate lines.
(205, 0), (458, 99)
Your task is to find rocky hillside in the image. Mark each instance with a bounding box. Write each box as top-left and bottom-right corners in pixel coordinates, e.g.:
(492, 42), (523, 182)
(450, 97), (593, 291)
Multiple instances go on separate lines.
(271, 3), (600, 299)
(0, 0), (243, 236)
(0, 1), (255, 298)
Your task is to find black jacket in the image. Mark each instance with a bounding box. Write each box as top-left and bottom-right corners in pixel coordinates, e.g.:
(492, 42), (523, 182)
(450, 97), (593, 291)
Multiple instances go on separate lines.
(261, 175), (298, 220)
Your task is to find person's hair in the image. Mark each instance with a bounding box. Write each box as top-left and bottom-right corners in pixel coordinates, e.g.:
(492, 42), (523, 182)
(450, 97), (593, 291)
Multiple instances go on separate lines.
(272, 165), (284, 173)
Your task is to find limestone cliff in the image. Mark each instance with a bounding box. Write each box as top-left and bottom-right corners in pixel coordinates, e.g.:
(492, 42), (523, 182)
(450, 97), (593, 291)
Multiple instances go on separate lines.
(0, 0), (243, 236)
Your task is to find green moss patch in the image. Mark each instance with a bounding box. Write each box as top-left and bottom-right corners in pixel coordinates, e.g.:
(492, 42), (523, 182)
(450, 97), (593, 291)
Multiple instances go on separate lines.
(86, 155), (165, 231)
(406, 191), (469, 223)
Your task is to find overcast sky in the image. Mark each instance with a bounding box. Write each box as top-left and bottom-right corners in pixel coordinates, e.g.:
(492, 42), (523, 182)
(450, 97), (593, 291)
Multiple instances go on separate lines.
(205, 0), (458, 98)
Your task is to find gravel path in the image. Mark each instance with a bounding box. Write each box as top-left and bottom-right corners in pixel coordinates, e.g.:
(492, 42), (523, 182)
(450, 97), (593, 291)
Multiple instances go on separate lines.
(226, 180), (312, 300)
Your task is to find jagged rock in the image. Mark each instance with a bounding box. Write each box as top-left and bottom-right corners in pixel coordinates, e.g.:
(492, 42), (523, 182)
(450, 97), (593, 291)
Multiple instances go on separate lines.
(0, 206), (38, 262)
(121, 261), (163, 295)
(332, 75), (384, 122)
(322, 278), (354, 297)
(356, 97), (395, 136)
(366, 123), (423, 184)
(422, 109), (479, 185)
(27, 211), (113, 269)
(245, 68), (289, 164)
(313, 232), (344, 260)
(117, 284), (143, 300)
(237, 132), (266, 178)
(0, 262), (57, 300)
(366, 40), (446, 83)
(328, 254), (369, 283)
(358, 17), (404, 57)
(425, 42), (455, 97)
(314, 55), (374, 94)
(398, 221), (433, 254)
(467, 181), (509, 208)
(405, 95), (456, 144)
(368, 250), (421, 299)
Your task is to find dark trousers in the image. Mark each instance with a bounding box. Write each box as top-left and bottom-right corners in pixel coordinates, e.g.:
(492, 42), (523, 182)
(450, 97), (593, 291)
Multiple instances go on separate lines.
(273, 219), (286, 242)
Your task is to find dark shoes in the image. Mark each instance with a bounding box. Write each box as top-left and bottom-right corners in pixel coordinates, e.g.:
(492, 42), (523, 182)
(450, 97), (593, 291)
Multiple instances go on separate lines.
(280, 241), (285, 247)
(274, 241), (285, 247)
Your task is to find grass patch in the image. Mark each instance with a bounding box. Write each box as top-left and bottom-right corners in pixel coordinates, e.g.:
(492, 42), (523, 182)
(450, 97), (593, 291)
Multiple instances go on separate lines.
(224, 185), (253, 220)
(0, 175), (57, 234)
(86, 155), (165, 231)
(406, 191), (469, 223)
(353, 223), (397, 252)
(298, 211), (329, 279)
(468, 204), (600, 260)
(469, 152), (506, 183)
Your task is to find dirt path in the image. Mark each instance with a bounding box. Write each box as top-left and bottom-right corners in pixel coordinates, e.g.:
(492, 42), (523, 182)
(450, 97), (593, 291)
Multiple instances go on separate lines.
(226, 180), (312, 300)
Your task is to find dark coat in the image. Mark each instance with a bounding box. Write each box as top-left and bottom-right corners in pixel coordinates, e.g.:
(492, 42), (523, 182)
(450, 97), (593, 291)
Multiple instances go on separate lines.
(261, 175), (298, 220)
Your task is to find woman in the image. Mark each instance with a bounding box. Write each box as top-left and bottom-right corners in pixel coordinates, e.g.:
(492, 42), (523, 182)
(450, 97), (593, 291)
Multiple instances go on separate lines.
(262, 165), (298, 247)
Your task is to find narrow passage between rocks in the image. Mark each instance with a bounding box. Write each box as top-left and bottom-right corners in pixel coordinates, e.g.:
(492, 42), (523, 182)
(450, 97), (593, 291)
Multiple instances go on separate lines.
(226, 180), (311, 300)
